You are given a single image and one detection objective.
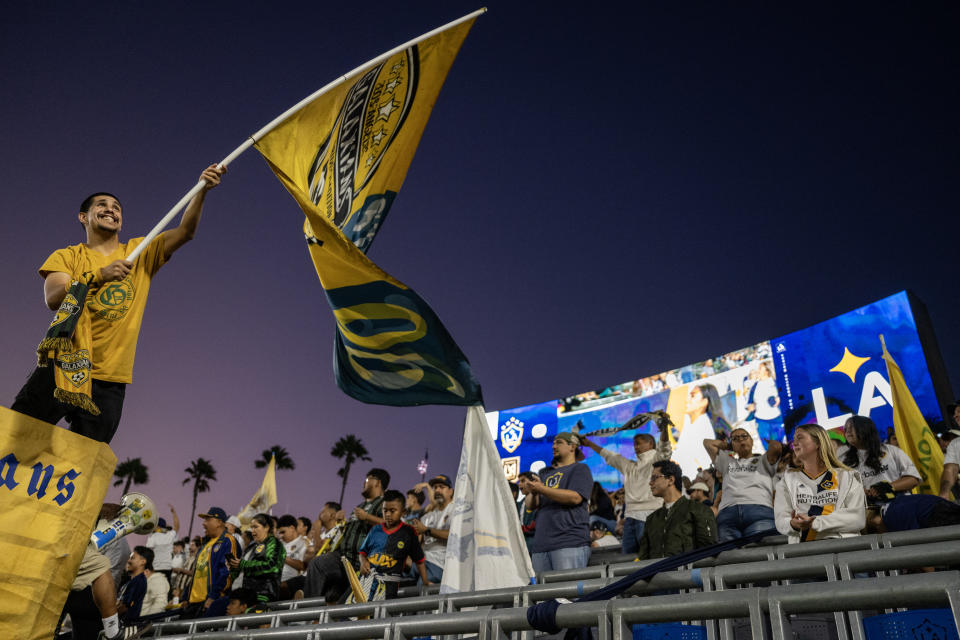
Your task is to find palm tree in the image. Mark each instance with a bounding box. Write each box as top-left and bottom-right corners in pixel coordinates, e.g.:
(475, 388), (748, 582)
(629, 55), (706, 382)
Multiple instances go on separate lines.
(331, 435), (371, 505)
(113, 457), (149, 494)
(182, 457), (217, 538)
(255, 445), (295, 471)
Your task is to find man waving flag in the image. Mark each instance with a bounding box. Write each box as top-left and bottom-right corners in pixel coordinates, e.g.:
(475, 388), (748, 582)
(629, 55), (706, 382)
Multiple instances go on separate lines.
(254, 13), (482, 406)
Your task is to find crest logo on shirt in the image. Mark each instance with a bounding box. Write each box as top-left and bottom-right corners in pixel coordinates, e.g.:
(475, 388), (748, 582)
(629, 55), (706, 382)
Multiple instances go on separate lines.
(544, 471), (563, 489)
(256, 543), (265, 553)
(500, 417), (524, 453)
(397, 541), (405, 549)
(91, 277), (136, 322)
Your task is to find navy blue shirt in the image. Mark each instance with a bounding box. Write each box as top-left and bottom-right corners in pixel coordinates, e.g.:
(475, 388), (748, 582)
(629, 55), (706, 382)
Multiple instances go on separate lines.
(531, 462), (593, 553)
(118, 572), (147, 621)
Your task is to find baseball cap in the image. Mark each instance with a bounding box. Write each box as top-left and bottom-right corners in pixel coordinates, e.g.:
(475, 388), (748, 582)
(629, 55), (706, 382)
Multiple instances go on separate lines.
(554, 432), (585, 460)
(198, 507), (227, 521)
(429, 474), (453, 487)
(689, 482), (710, 493)
(226, 515), (242, 528)
(157, 517), (168, 530)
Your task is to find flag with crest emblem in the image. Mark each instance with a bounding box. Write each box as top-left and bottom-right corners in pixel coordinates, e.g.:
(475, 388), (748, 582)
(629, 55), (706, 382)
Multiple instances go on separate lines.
(254, 14), (482, 406)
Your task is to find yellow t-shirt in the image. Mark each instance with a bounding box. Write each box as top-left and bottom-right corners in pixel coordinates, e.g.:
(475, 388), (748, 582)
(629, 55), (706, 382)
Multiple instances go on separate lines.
(188, 537), (215, 604)
(39, 237), (167, 384)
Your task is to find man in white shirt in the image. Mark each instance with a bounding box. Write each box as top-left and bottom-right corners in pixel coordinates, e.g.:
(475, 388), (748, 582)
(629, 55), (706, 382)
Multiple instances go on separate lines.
(411, 474), (454, 584)
(580, 419), (672, 554)
(145, 505), (179, 584)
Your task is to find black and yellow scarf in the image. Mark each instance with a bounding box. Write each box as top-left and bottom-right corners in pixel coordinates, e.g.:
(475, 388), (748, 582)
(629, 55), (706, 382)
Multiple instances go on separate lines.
(36, 272), (100, 415)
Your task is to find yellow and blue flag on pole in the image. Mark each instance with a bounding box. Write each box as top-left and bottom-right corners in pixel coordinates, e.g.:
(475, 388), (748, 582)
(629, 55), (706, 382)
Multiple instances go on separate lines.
(880, 334), (944, 494)
(254, 18), (481, 406)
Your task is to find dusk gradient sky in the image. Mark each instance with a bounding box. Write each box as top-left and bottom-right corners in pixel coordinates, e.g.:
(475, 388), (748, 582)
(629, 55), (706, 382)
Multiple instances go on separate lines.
(2, 2), (957, 538)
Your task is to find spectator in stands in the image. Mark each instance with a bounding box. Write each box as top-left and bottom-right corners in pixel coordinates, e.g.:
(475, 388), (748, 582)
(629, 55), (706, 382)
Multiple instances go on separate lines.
(636, 460), (717, 559)
(589, 482), (618, 533)
(839, 415), (920, 503)
(516, 471), (539, 552)
(226, 516), (246, 552)
(688, 481), (712, 505)
(276, 514), (307, 599)
(404, 488), (426, 523)
(302, 468), (388, 604)
(118, 546), (152, 623)
(225, 587), (266, 616)
(171, 537), (199, 603)
(590, 522), (621, 549)
(142, 558), (170, 617)
(359, 489), (430, 598)
(525, 432), (593, 572)
(939, 402), (960, 501)
(579, 420), (671, 554)
(297, 516), (312, 542)
(225, 513), (285, 609)
(184, 507), (239, 618)
(145, 505), (179, 584)
(704, 428), (780, 541)
(775, 424), (866, 543)
(866, 493), (960, 532)
(411, 473), (455, 584)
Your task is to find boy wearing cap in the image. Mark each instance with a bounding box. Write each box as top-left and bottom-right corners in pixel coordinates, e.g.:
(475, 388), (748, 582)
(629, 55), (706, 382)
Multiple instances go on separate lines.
(411, 473), (454, 584)
(185, 507), (239, 618)
(524, 432), (594, 573)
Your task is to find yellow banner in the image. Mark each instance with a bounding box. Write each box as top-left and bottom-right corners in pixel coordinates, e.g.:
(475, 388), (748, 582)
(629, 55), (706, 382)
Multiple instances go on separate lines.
(881, 337), (944, 494)
(238, 454), (277, 524)
(255, 18), (476, 279)
(254, 19), (482, 407)
(0, 406), (116, 640)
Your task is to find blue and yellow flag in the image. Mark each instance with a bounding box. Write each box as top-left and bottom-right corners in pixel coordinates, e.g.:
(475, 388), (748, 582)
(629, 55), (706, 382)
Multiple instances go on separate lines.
(254, 18), (481, 406)
(880, 335), (943, 494)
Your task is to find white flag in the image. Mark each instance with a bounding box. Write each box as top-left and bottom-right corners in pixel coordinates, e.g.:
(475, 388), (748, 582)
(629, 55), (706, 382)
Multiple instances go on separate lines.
(441, 405), (534, 593)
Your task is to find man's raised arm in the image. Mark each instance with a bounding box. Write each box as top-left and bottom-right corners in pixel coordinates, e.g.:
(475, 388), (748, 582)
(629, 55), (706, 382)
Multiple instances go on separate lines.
(161, 164), (226, 260)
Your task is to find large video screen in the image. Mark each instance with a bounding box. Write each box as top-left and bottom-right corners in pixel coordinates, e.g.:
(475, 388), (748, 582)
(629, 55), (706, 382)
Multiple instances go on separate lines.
(485, 291), (946, 487)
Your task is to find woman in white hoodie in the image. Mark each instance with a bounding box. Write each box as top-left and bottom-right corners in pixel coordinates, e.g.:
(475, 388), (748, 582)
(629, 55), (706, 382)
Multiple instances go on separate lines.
(775, 423), (866, 543)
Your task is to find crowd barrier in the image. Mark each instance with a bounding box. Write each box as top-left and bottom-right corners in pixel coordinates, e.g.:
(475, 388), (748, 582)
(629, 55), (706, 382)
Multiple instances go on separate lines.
(143, 525), (960, 639)
(143, 572), (960, 640)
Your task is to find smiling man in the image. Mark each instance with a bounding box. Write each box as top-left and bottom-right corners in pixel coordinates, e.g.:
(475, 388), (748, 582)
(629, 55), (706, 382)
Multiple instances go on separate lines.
(12, 165), (225, 443)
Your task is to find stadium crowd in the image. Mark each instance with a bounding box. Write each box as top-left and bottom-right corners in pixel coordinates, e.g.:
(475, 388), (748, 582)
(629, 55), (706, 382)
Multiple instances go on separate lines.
(61, 405), (960, 639)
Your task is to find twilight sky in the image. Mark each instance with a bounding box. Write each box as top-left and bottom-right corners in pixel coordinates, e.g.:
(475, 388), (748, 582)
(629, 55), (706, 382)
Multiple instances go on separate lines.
(1, 2), (957, 537)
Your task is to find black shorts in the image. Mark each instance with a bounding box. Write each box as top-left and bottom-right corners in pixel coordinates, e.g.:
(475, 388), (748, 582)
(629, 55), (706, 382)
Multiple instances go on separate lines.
(11, 365), (126, 444)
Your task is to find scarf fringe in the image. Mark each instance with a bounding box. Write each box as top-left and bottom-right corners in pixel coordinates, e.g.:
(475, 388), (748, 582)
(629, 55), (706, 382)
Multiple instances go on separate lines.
(36, 337), (74, 365)
(53, 388), (101, 415)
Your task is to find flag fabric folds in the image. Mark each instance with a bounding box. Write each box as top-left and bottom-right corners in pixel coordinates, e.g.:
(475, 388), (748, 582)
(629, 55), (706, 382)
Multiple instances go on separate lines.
(441, 405), (534, 593)
(238, 453), (278, 523)
(254, 18), (481, 407)
(0, 407), (116, 640)
(880, 335), (944, 494)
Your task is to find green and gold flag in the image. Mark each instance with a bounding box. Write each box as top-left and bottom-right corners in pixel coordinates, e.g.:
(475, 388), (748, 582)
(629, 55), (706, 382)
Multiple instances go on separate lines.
(255, 17), (481, 406)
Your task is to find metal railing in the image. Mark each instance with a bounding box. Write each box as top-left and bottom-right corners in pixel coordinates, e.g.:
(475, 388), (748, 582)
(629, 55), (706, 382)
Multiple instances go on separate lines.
(145, 571), (960, 640)
(146, 527), (960, 639)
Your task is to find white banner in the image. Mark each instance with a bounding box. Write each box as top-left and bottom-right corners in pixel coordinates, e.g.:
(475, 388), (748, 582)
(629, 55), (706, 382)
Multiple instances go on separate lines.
(441, 405), (534, 593)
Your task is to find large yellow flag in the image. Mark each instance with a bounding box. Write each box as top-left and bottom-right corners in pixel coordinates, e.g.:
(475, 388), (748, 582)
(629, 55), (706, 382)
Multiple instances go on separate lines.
(238, 453), (278, 523)
(881, 335), (944, 494)
(254, 17), (482, 407)
(0, 407), (116, 640)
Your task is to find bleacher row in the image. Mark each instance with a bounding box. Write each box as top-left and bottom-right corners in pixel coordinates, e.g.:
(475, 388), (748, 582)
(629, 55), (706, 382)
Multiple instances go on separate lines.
(140, 525), (960, 640)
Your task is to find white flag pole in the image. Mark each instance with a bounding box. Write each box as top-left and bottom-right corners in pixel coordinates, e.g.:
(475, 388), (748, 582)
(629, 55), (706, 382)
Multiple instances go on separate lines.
(126, 7), (487, 263)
